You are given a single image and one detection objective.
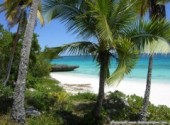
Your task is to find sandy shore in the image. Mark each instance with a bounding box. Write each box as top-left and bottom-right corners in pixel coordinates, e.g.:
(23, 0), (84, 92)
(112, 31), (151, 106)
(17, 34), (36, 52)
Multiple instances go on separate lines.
(50, 72), (170, 107)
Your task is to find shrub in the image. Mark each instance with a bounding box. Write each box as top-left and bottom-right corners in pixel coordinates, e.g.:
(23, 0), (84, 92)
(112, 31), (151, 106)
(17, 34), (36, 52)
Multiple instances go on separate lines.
(127, 94), (143, 120)
(148, 105), (170, 122)
(48, 91), (73, 111)
(34, 78), (63, 92)
(28, 55), (51, 78)
(79, 108), (108, 125)
(0, 84), (13, 114)
(104, 91), (130, 120)
(27, 114), (63, 125)
(25, 77), (65, 111)
(26, 90), (52, 111)
(69, 92), (96, 102)
(26, 74), (42, 88)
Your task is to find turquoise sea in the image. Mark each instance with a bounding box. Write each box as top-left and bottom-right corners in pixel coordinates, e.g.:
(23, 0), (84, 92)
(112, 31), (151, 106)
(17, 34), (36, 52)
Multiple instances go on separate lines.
(51, 54), (170, 83)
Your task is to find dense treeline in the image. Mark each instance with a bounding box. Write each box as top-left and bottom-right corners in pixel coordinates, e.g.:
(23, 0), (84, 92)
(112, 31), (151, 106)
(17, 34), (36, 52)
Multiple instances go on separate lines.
(0, 25), (51, 86)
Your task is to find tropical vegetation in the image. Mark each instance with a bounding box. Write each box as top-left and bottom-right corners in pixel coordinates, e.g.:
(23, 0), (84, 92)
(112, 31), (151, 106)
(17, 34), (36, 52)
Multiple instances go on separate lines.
(43, 0), (170, 123)
(0, 0), (170, 124)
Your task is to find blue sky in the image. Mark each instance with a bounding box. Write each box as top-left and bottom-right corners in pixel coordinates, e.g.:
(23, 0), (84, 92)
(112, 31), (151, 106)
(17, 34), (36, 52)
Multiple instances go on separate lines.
(0, 1), (170, 50)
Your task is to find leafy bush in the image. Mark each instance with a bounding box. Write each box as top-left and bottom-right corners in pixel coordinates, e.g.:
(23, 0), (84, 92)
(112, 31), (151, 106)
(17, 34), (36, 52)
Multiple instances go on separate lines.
(0, 25), (13, 82)
(34, 78), (63, 92)
(48, 91), (73, 111)
(26, 90), (52, 111)
(79, 108), (108, 125)
(28, 55), (51, 78)
(104, 91), (130, 120)
(26, 74), (42, 88)
(27, 114), (64, 125)
(0, 84), (13, 97)
(148, 105), (170, 122)
(25, 77), (65, 111)
(127, 94), (143, 120)
(0, 84), (13, 114)
(69, 92), (96, 102)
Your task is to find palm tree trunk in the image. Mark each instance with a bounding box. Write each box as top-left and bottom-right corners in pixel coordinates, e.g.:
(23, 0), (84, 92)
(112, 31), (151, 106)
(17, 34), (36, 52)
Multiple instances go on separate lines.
(11, 0), (40, 124)
(93, 52), (108, 119)
(2, 10), (26, 86)
(139, 55), (153, 121)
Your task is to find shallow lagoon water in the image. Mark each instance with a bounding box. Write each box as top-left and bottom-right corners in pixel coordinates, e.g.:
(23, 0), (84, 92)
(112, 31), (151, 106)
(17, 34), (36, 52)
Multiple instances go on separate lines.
(51, 54), (170, 83)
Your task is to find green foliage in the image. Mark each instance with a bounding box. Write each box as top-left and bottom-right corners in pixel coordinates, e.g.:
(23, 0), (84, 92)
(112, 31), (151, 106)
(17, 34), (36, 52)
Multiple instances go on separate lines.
(27, 114), (64, 125)
(103, 91), (170, 122)
(0, 25), (13, 81)
(26, 90), (51, 111)
(0, 84), (13, 114)
(0, 84), (13, 97)
(28, 34), (51, 78)
(0, 115), (19, 125)
(0, 28), (51, 85)
(48, 91), (73, 111)
(28, 55), (51, 78)
(26, 74), (41, 88)
(25, 77), (63, 111)
(80, 109), (108, 125)
(127, 94), (144, 120)
(69, 92), (97, 102)
(33, 77), (63, 92)
(148, 105), (170, 122)
(104, 91), (130, 120)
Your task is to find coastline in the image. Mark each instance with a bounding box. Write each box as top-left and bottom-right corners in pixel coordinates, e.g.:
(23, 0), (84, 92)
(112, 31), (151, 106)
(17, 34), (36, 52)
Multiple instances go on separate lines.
(50, 72), (170, 107)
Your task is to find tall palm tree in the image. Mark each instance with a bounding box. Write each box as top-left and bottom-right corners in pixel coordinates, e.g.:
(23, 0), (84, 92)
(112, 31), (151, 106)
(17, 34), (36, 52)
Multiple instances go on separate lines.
(43, 0), (140, 119)
(138, 0), (168, 121)
(11, 0), (40, 124)
(0, 0), (44, 86)
(43, 0), (170, 121)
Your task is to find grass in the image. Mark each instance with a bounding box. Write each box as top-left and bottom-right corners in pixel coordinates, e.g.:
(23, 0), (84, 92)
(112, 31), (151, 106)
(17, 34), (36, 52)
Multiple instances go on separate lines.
(0, 115), (20, 125)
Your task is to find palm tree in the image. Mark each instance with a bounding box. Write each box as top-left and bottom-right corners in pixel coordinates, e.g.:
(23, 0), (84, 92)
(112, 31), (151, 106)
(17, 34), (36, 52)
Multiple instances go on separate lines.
(0, 0), (44, 86)
(43, 0), (170, 121)
(138, 0), (168, 121)
(43, 0), (140, 119)
(11, 0), (40, 124)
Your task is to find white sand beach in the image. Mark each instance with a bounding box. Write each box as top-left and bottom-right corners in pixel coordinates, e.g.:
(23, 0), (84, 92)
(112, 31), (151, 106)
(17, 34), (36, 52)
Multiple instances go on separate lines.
(50, 72), (170, 107)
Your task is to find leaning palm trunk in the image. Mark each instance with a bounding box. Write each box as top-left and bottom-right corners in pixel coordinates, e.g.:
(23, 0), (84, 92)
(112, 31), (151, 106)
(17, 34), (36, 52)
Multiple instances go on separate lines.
(3, 10), (27, 86)
(139, 55), (153, 120)
(11, 0), (40, 124)
(93, 52), (109, 119)
(140, 0), (166, 120)
(2, 29), (20, 86)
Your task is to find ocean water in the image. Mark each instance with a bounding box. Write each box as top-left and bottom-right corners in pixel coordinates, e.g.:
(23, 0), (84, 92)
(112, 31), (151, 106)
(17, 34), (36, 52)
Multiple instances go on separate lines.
(51, 54), (170, 82)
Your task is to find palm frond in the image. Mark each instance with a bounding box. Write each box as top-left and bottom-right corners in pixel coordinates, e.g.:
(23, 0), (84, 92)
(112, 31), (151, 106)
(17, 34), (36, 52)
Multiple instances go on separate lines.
(43, 0), (82, 21)
(43, 47), (61, 60)
(43, 0), (97, 38)
(143, 39), (170, 54)
(156, 0), (170, 4)
(107, 37), (139, 85)
(37, 10), (44, 25)
(122, 20), (170, 54)
(61, 41), (98, 55)
(87, 0), (113, 43)
(44, 41), (98, 59)
(109, 0), (137, 34)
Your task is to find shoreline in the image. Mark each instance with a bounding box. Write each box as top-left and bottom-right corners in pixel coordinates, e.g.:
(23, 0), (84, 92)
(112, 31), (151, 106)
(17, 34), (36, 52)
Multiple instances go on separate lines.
(50, 72), (170, 107)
